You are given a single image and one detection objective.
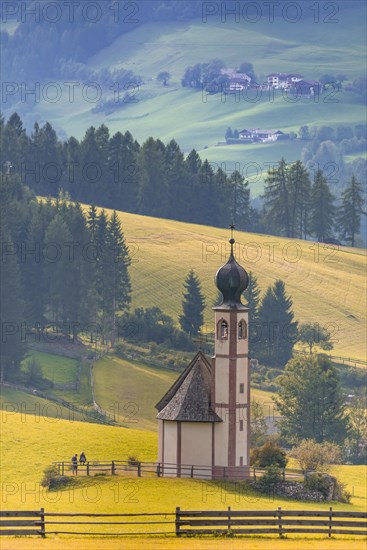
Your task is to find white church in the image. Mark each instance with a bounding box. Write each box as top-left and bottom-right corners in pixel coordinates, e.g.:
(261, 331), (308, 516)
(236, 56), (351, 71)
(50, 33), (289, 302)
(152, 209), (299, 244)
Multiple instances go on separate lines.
(155, 236), (250, 480)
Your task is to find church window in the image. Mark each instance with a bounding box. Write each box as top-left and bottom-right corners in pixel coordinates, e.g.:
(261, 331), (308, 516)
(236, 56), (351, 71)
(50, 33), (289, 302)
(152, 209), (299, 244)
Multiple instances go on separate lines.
(217, 319), (228, 340)
(239, 383), (244, 394)
(238, 319), (247, 340)
(240, 420), (244, 431)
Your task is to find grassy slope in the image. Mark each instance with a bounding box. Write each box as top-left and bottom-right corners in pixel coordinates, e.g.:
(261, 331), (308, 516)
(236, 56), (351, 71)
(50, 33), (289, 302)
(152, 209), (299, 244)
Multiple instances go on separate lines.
(26, 351), (78, 385)
(93, 355), (276, 430)
(29, 11), (366, 183)
(0, 387), (86, 422)
(82, 207), (366, 361)
(1, 413), (365, 518)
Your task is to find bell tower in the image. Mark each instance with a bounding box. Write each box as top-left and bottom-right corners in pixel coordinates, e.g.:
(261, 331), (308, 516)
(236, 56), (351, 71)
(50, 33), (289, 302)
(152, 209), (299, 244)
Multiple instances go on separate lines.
(212, 234), (250, 479)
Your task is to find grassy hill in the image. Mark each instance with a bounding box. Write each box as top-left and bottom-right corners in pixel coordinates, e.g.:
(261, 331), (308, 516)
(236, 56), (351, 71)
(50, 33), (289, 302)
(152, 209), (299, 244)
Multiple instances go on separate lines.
(1, 411), (365, 517)
(18, 12), (366, 183)
(81, 207), (366, 362)
(93, 354), (276, 430)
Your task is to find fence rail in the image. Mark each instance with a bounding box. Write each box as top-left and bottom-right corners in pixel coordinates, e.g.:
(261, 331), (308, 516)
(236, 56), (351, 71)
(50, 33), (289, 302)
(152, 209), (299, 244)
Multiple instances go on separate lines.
(1, 508), (366, 537)
(175, 507), (367, 537)
(53, 460), (308, 481)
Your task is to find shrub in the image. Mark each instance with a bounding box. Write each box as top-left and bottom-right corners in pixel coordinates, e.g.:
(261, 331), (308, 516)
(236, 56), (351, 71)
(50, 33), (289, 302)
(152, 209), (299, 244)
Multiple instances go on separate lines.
(127, 456), (140, 466)
(250, 441), (288, 468)
(291, 440), (342, 472)
(304, 473), (334, 499)
(41, 465), (72, 490)
(257, 465), (283, 492)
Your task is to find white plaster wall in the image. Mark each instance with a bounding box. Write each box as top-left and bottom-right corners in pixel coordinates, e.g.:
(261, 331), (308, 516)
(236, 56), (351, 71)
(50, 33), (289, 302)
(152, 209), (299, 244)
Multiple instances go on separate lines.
(181, 423), (212, 474)
(163, 420), (177, 476)
(214, 419), (229, 466)
(214, 356), (229, 403)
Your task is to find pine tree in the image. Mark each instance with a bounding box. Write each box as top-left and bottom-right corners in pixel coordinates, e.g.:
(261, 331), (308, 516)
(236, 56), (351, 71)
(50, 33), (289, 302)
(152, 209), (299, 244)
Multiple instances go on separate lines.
(0, 217), (27, 380)
(275, 355), (349, 444)
(44, 213), (74, 324)
(257, 280), (297, 368)
(309, 169), (335, 241)
(287, 160), (311, 238)
(179, 270), (205, 337)
(263, 158), (290, 237)
(337, 174), (365, 246)
(107, 211), (131, 345)
(242, 272), (261, 358)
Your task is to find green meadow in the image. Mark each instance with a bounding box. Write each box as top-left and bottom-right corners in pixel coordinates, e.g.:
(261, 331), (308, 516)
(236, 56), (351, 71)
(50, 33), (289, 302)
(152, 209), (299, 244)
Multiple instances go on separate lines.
(28, 13), (366, 177)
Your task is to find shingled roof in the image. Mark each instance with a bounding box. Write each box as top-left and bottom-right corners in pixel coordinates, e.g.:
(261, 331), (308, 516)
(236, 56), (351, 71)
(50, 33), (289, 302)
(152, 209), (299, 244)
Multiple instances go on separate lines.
(155, 351), (222, 423)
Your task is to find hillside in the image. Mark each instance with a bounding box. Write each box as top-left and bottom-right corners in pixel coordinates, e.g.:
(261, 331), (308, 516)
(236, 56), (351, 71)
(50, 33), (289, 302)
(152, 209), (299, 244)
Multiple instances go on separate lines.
(84, 207), (366, 362)
(9, 11), (366, 179)
(1, 411), (365, 518)
(93, 354), (276, 430)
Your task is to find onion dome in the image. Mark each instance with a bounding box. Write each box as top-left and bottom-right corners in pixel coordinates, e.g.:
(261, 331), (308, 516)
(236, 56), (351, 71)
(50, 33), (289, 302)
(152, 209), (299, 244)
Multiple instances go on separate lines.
(215, 238), (249, 308)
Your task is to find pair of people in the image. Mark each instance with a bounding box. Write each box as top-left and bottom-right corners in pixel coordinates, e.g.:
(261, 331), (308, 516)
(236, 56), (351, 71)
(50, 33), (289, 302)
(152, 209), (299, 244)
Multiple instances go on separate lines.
(71, 452), (87, 474)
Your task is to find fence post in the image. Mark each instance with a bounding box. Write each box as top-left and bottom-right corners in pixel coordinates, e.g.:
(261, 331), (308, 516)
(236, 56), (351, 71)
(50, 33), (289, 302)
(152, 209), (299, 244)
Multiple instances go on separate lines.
(62, 462), (64, 476)
(329, 506), (333, 538)
(39, 507), (45, 538)
(137, 462), (141, 477)
(157, 463), (161, 477)
(277, 506), (283, 537)
(175, 506), (181, 536)
(191, 465), (194, 478)
(111, 461), (115, 475)
(282, 469), (285, 482)
(87, 462), (90, 476)
(227, 506), (231, 532)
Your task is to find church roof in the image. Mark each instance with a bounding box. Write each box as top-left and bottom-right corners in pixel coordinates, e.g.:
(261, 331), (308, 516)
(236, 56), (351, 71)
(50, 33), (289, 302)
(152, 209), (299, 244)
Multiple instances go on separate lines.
(155, 351), (222, 422)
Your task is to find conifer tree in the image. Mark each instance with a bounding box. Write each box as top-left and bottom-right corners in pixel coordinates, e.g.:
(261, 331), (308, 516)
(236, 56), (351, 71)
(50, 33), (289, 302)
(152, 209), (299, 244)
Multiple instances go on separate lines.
(275, 355), (349, 444)
(257, 280), (297, 368)
(107, 211), (131, 345)
(0, 217), (27, 380)
(179, 270), (205, 337)
(309, 169), (335, 241)
(242, 272), (261, 358)
(337, 174), (365, 246)
(263, 158), (290, 237)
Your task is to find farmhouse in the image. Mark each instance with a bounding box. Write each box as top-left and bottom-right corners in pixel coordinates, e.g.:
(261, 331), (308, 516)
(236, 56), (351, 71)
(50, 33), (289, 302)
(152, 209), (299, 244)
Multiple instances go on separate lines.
(156, 236), (250, 480)
(266, 72), (304, 89)
(239, 128), (285, 142)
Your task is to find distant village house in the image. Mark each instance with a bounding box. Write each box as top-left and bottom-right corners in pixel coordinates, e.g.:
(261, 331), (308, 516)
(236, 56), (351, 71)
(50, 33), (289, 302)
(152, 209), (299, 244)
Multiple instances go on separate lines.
(238, 128), (286, 143)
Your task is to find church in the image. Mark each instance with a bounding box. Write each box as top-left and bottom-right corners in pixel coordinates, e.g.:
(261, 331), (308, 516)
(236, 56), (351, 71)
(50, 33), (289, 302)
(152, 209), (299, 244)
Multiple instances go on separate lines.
(155, 236), (250, 480)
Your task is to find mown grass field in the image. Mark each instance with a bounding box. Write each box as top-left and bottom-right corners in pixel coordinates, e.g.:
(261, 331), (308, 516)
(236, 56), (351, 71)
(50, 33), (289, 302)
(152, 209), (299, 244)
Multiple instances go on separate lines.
(0, 412), (366, 549)
(93, 354), (276, 430)
(24, 351), (78, 386)
(24, 11), (366, 175)
(79, 207), (366, 362)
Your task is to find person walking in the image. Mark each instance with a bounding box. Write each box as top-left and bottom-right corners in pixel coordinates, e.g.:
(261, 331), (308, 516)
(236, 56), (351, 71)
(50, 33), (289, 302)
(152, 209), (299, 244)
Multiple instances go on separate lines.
(71, 454), (78, 475)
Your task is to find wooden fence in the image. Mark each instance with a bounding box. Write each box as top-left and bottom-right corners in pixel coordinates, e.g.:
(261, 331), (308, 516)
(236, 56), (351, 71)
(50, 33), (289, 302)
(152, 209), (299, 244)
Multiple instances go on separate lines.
(1, 508), (366, 537)
(53, 459), (308, 481)
(175, 507), (367, 537)
(0, 510), (45, 536)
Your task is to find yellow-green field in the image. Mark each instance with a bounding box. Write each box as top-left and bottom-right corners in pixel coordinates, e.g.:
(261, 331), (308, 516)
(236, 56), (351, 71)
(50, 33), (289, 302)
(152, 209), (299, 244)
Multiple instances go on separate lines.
(1, 413), (366, 547)
(2, 537), (367, 550)
(83, 208), (366, 362)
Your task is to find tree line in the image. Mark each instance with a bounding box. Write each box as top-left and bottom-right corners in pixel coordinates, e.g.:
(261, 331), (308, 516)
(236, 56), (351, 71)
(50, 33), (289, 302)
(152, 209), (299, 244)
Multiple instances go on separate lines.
(0, 113), (254, 232)
(2, 113), (365, 245)
(0, 174), (131, 381)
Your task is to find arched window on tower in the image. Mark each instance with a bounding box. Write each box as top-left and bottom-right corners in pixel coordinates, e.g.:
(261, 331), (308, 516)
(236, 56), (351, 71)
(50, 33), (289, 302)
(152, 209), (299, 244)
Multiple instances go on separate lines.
(238, 319), (247, 340)
(217, 319), (228, 340)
